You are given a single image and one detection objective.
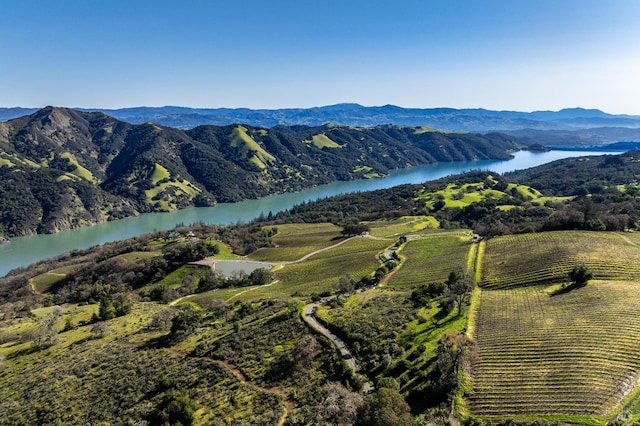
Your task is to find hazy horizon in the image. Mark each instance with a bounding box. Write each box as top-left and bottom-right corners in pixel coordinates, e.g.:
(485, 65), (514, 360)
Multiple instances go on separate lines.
(2, 103), (637, 117)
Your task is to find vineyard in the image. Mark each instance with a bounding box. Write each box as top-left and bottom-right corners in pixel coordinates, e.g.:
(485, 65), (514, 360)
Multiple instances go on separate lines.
(220, 237), (391, 302)
(479, 231), (640, 289)
(248, 223), (343, 262)
(467, 281), (640, 424)
(386, 231), (473, 289)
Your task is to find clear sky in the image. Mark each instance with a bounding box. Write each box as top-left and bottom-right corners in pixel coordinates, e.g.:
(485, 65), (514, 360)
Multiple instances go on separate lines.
(1, 0), (639, 114)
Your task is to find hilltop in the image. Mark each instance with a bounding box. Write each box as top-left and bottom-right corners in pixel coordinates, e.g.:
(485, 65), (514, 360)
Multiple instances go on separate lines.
(3, 104), (640, 132)
(0, 107), (523, 237)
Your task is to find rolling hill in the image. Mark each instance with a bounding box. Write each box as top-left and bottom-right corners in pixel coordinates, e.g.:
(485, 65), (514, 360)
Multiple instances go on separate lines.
(0, 107), (523, 237)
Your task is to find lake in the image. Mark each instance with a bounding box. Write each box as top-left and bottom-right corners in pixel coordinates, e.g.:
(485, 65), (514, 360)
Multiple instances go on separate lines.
(211, 260), (273, 277)
(0, 149), (626, 277)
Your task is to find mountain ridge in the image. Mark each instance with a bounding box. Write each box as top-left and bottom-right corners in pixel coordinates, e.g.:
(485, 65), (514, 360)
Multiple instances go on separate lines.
(0, 107), (523, 237)
(2, 104), (640, 131)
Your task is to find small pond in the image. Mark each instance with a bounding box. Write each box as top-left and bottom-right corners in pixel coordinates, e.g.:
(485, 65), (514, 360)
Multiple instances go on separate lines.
(212, 260), (273, 277)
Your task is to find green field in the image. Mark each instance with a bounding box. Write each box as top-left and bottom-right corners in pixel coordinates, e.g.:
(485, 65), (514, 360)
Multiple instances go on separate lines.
(254, 237), (390, 299)
(479, 231), (640, 289)
(418, 179), (572, 211)
(152, 264), (211, 290)
(230, 126), (276, 169)
(307, 133), (342, 149)
(60, 152), (97, 182)
(30, 263), (89, 293)
(366, 216), (440, 238)
(468, 281), (640, 424)
(248, 222), (344, 262)
(385, 231), (474, 289)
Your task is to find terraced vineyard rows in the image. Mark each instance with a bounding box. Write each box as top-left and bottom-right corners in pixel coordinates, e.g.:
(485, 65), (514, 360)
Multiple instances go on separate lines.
(249, 223), (343, 262)
(468, 281), (640, 423)
(386, 231), (473, 289)
(480, 231), (640, 289)
(247, 237), (391, 300)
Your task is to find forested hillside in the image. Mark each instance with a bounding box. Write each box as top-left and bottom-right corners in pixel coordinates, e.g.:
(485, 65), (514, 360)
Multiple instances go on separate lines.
(0, 107), (523, 237)
(275, 151), (640, 236)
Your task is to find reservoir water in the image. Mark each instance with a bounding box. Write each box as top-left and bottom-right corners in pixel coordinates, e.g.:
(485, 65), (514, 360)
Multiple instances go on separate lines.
(0, 149), (626, 277)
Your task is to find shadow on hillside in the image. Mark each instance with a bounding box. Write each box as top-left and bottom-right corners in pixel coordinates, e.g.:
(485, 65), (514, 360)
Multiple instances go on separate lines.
(550, 281), (587, 296)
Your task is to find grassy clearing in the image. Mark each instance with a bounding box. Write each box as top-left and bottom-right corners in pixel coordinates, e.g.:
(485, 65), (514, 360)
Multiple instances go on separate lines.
(480, 231), (640, 289)
(150, 163), (170, 184)
(468, 281), (640, 423)
(29, 263), (89, 293)
(59, 152), (96, 182)
(180, 286), (260, 306)
(0, 158), (15, 167)
(366, 216), (439, 238)
(249, 223), (343, 262)
(386, 231), (474, 289)
(30, 272), (66, 293)
(110, 251), (161, 262)
(418, 180), (572, 211)
(145, 177), (200, 210)
(307, 133), (342, 149)
(152, 264), (211, 290)
(230, 126), (275, 169)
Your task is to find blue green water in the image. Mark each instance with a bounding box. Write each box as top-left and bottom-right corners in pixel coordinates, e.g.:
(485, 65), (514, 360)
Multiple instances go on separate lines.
(0, 150), (624, 277)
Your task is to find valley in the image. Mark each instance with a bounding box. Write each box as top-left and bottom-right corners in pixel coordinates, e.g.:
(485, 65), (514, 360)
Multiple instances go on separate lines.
(0, 107), (523, 238)
(4, 150), (640, 424)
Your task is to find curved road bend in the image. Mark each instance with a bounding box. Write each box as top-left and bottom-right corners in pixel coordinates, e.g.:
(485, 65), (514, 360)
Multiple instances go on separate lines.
(303, 298), (373, 394)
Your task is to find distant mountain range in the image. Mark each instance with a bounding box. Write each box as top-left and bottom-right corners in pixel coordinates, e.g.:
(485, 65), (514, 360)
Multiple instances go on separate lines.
(0, 107), (524, 236)
(2, 104), (640, 132)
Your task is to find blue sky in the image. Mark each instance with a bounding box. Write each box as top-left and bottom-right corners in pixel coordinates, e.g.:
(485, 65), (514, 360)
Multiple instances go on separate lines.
(1, 0), (639, 113)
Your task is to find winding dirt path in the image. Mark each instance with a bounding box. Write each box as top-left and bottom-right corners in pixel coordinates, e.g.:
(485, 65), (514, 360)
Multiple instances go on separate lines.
(216, 359), (292, 426)
(302, 299), (373, 394)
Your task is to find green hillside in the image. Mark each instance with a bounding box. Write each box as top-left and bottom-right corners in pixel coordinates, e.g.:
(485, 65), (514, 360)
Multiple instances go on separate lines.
(6, 151), (640, 424)
(0, 107), (524, 236)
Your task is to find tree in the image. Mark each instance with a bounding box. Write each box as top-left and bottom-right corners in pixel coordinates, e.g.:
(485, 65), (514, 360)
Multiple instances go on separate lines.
(436, 331), (476, 393)
(113, 293), (133, 316)
(149, 307), (175, 330)
(446, 269), (474, 316)
(90, 321), (110, 338)
(168, 305), (201, 342)
(341, 223), (370, 236)
(335, 275), (355, 297)
(150, 390), (198, 426)
(26, 311), (61, 349)
(248, 268), (274, 286)
(568, 263), (593, 286)
(356, 388), (412, 426)
(207, 299), (231, 320)
(98, 297), (116, 321)
(293, 334), (320, 368)
(315, 382), (363, 426)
